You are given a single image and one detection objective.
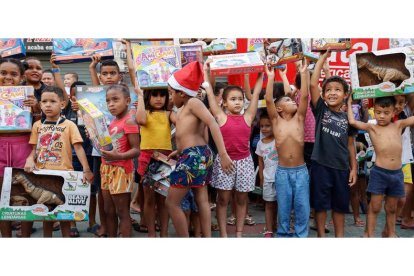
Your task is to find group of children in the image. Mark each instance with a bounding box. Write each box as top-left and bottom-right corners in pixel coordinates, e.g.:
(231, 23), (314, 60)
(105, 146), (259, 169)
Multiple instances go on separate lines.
(1, 43), (414, 238)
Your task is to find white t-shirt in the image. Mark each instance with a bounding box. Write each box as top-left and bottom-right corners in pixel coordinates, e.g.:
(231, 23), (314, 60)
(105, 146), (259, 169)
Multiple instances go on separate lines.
(255, 138), (278, 182)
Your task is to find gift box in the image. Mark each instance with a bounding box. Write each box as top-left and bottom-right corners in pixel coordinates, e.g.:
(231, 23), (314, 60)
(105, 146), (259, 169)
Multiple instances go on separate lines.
(0, 168), (90, 221)
(76, 85), (138, 127)
(180, 45), (203, 67)
(311, 38), (351, 52)
(0, 39), (26, 58)
(77, 97), (113, 154)
(209, 52), (264, 76)
(131, 44), (181, 88)
(52, 38), (114, 64)
(265, 38), (304, 66)
(0, 86), (33, 133)
(350, 46), (414, 99)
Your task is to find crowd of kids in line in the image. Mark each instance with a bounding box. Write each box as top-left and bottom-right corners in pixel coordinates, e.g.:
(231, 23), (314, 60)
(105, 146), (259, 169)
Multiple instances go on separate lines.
(1, 42), (414, 238)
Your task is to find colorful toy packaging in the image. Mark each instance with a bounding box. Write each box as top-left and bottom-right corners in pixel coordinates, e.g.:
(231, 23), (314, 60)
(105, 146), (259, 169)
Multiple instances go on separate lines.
(0, 39), (26, 58)
(202, 38), (237, 55)
(151, 151), (176, 197)
(77, 97), (113, 154)
(131, 44), (181, 88)
(265, 38), (304, 66)
(390, 38), (414, 48)
(0, 167), (90, 221)
(350, 46), (414, 99)
(301, 38), (320, 63)
(76, 85), (138, 126)
(208, 52), (264, 76)
(52, 38), (114, 64)
(311, 38), (351, 52)
(0, 86), (33, 133)
(180, 45), (203, 67)
(247, 38), (266, 61)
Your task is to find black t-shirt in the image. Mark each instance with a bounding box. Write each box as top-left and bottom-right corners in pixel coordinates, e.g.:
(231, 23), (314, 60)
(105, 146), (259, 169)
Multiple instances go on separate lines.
(311, 97), (357, 170)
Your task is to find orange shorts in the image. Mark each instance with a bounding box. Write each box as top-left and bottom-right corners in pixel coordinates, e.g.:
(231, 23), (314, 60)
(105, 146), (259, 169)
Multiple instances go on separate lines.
(100, 164), (134, 194)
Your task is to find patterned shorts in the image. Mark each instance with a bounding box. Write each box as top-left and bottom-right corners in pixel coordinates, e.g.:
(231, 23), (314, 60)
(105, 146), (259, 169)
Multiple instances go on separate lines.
(169, 145), (213, 188)
(100, 164), (134, 194)
(211, 155), (255, 192)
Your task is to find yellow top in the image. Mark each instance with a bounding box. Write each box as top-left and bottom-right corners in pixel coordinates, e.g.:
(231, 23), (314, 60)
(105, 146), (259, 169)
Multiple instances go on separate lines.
(140, 111), (172, 150)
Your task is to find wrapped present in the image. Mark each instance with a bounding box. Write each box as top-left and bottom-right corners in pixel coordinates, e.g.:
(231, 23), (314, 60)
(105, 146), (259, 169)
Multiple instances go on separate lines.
(209, 52), (264, 76)
(52, 38), (114, 64)
(0, 86), (33, 133)
(131, 44), (181, 88)
(0, 168), (90, 221)
(0, 39), (26, 58)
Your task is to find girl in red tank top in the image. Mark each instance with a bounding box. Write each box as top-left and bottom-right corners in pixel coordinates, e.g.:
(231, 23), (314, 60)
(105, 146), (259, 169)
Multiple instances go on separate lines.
(204, 60), (264, 237)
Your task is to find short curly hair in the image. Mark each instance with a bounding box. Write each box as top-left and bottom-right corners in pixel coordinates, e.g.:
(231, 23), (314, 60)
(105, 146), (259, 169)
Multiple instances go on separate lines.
(322, 76), (349, 94)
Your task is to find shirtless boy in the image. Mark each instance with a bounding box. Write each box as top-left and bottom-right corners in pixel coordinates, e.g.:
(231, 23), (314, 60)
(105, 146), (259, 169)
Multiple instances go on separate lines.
(347, 95), (414, 237)
(165, 61), (233, 237)
(265, 60), (310, 237)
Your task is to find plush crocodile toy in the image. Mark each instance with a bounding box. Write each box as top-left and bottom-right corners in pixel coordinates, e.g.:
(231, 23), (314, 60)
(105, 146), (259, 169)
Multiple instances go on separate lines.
(357, 57), (410, 83)
(12, 172), (64, 205)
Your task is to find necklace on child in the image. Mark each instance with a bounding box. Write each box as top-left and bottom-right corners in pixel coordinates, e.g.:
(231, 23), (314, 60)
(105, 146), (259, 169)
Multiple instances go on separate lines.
(34, 116), (62, 169)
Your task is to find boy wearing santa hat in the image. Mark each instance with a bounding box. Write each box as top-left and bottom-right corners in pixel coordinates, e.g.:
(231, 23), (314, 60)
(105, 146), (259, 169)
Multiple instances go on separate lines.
(166, 61), (233, 237)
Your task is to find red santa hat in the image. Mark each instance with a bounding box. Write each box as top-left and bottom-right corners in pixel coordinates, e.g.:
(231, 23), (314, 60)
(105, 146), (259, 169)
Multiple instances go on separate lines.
(168, 61), (204, 97)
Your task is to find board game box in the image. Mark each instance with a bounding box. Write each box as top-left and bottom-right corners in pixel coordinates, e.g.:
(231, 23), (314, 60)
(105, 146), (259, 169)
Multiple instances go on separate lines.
(0, 39), (26, 58)
(0, 86), (33, 133)
(180, 45), (203, 67)
(209, 52), (264, 76)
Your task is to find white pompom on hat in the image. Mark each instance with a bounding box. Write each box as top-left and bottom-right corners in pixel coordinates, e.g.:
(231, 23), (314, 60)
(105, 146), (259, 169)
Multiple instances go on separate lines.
(167, 61), (204, 97)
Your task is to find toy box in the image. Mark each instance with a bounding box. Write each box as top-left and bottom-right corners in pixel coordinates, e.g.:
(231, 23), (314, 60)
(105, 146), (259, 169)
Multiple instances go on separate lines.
(77, 98), (113, 154)
(151, 151), (176, 197)
(76, 85), (138, 127)
(112, 39), (128, 72)
(52, 38), (114, 64)
(209, 52), (264, 76)
(350, 46), (414, 99)
(301, 38), (320, 63)
(0, 39), (26, 58)
(247, 38), (266, 61)
(0, 86), (33, 133)
(180, 45), (203, 67)
(179, 38), (237, 55)
(390, 38), (414, 48)
(131, 44), (181, 88)
(311, 38), (351, 52)
(0, 168), (90, 221)
(265, 38), (304, 66)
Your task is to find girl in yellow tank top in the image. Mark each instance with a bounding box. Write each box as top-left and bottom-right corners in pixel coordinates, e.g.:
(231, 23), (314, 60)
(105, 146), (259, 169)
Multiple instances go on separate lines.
(135, 87), (176, 237)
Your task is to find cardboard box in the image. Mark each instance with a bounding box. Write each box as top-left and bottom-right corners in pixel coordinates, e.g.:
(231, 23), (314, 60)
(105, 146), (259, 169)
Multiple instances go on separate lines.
(301, 38), (320, 63)
(151, 151), (176, 197)
(209, 52), (264, 76)
(0, 39), (26, 58)
(76, 85), (138, 127)
(390, 38), (414, 48)
(180, 45), (203, 67)
(202, 38), (237, 55)
(0, 86), (33, 133)
(0, 168), (90, 221)
(247, 38), (265, 60)
(265, 38), (304, 66)
(311, 38), (351, 52)
(131, 44), (181, 88)
(77, 98), (113, 154)
(52, 38), (114, 64)
(350, 46), (414, 99)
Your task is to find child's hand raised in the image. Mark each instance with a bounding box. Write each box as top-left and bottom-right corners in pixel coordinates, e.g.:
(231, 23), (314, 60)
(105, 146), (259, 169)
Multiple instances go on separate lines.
(320, 48), (331, 62)
(71, 96), (79, 112)
(298, 59), (308, 74)
(89, 54), (101, 69)
(203, 58), (212, 72)
(264, 63), (275, 79)
(278, 64), (288, 76)
(50, 54), (59, 69)
(133, 79), (144, 97)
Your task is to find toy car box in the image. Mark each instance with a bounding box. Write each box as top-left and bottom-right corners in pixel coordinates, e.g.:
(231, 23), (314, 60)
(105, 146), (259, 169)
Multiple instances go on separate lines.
(52, 38), (114, 64)
(77, 97), (113, 154)
(311, 38), (351, 52)
(0, 86), (33, 133)
(0, 39), (26, 58)
(180, 44), (203, 67)
(350, 46), (414, 99)
(131, 44), (181, 89)
(0, 168), (90, 221)
(209, 52), (264, 76)
(265, 38), (304, 66)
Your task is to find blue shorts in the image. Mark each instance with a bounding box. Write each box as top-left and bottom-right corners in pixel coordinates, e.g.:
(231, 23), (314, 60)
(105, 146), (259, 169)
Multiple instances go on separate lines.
(367, 165), (405, 197)
(169, 145), (213, 188)
(310, 161), (350, 213)
(181, 190), (198, 212)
